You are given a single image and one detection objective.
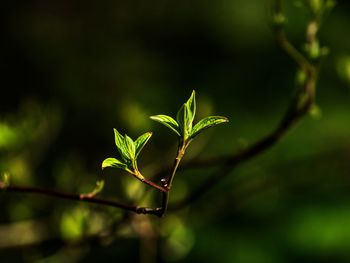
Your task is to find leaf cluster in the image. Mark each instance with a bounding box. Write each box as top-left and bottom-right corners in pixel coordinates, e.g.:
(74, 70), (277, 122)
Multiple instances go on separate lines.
(150, 90), (228, 144)
(102, 90), (228, 184)
(102, 130), (152, 181)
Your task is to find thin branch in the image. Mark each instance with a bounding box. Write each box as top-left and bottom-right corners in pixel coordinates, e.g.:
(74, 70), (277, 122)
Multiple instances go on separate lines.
(274, 30), (314, 73)
(0, 184), (162, 216)
(159, 140), (189, 216)
(271, 0), (314, 73)
(142, 177), (168, 193)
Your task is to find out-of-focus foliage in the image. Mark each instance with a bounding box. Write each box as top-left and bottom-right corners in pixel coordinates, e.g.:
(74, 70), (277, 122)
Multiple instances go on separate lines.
(1, 0), (350, 262)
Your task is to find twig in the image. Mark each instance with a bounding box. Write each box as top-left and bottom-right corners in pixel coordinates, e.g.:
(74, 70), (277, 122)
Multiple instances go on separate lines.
(0, 184), (162, 216)
(159, 140), (190, 216)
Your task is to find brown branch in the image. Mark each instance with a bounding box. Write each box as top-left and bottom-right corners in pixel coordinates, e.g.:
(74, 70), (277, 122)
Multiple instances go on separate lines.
(0, 184), (163, 216)
(142, 177), (168, 193)
(271, 0), (314, 72)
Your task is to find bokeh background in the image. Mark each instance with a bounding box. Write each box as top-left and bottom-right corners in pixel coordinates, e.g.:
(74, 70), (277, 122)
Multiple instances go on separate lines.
(1, 0), (350, 262)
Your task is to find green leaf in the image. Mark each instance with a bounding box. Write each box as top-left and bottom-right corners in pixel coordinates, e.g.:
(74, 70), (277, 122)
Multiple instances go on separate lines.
(124, 135), (136, 161)
(187, 90), (196, 123)
(176, 104), (186, 137)
(135, 132), (152, 158)
(177, 90), (197, 140)
(190, 116), (229, 139)
(177, 103), (192, 140)
(150, 115), (181, 136)
(113, 129), (130, 162)
(102, 157), (129, 172)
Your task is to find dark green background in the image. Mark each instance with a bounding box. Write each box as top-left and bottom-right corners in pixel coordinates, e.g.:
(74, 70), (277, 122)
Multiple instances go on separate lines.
(1, 0), (350, 262)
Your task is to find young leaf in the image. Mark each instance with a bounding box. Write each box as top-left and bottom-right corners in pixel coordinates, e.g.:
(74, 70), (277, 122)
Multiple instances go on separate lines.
(176, 104), (186, 137)
(176, 103), (192, 140)
(114, 129), (130, 162)
(102, 157), (130, 171)
(135, 132), (152, 158)
(187, 90), (196, 123)
(124, 135), (136, 161)
(150, 115), (181, 136)
(190, 116), (229, 139)
(176, 90), (197, 139)
(185, 102), (194, 131)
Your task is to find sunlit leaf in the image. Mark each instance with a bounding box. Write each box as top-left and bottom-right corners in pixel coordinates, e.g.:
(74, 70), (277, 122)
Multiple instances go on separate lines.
(176, 90), (197, 140)
(113, 129), (130, 162)
(101, 157), (129, 171)
(135, 132), (152, 158)
(150, 115), (181, 136)
(187, 90), (196, 123)
(177, 103), (193, 140)
(176, 104), (187, 137)
(190, 116), (229, 139)
(185, 103), (193, 131)
(124, 135), (136, 161)
(176, 104), (186, 137)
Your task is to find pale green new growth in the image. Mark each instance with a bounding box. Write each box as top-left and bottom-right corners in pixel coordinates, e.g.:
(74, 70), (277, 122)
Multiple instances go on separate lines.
(102, 129), (153, 181)
(149, 115), (180, 136)
(150, 90), (228, 143)
(102, 158), (130, 172)
(135, 132), (152, 158)
(103, 90), (228, 197)
(113, 129), (130, 162)
(124, 135), (136, 162)
(176, 104), (189, 139)
(190, 116), (229, 139)
(148, 90), (229, 212)
(176, 90), (196, 140)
